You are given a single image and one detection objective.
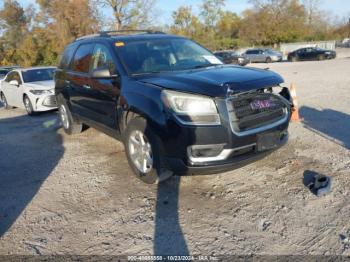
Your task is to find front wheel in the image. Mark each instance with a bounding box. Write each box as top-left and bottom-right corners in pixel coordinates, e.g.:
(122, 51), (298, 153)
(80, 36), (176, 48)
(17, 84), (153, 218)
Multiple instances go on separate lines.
(58, 98), (83, 135)
(23, 95), (35, 115)
(266, 57), (272, 63)
(124, 117), (173, 184)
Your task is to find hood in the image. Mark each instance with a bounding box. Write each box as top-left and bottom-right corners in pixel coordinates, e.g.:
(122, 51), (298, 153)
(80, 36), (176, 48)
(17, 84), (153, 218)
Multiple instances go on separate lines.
(25, 80), (54, 90)
(137, 65), (284, 97)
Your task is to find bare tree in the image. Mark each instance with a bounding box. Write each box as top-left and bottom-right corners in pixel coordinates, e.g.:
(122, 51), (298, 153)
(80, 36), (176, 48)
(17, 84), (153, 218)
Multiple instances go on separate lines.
(95, 0), (156, 30)
(302, 0), (322, 26)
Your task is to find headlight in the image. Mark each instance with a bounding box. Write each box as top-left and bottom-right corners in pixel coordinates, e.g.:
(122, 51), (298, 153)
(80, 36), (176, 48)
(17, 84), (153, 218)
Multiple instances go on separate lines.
(162, 90), (221, 126)
(29, 89), (53, 95)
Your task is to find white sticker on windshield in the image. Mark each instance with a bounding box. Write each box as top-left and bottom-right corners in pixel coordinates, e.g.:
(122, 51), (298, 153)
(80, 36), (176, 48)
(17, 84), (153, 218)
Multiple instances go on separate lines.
(203, 55), (223, 65)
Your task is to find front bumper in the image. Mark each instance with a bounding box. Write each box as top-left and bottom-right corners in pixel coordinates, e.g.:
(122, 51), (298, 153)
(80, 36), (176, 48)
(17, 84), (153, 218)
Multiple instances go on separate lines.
(166, 132), (288, 176)
(155, 95), (291, 176)
(31, 94), (58, 111)
(271, 56), (283, 62)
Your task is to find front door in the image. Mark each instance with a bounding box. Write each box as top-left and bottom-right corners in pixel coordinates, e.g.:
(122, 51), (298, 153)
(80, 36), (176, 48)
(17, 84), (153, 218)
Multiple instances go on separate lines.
(1, 71), (23, 107)
(89, 43), (121, 129)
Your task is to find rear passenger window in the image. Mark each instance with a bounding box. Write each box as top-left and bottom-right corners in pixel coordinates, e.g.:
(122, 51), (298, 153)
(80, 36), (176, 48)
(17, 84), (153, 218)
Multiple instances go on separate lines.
(71, 44), (94, 73)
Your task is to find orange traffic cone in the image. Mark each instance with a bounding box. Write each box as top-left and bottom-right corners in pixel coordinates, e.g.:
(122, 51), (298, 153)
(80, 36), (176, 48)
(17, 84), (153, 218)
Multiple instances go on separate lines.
(289, 83), (302, 122)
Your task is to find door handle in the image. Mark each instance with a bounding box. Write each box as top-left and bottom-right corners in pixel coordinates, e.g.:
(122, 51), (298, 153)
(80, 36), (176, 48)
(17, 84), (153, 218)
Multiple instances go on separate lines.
(83, 84), (91, 89)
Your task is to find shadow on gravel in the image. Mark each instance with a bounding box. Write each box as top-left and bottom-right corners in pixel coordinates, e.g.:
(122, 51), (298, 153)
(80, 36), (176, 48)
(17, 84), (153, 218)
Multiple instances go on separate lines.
(0, 111), (63, 236)
(300, 106), (350, 150)
(154, 176), (189, 255)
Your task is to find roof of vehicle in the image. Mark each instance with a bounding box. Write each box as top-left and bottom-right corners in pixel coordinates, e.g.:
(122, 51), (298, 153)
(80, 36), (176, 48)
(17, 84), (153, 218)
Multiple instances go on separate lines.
(74, 30), (185, 44)
(0, 66), (20, 69)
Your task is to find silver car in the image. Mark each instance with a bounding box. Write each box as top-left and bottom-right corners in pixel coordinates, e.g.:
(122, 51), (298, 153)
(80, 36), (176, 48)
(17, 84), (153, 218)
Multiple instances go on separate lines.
(244, 48), (283, 63)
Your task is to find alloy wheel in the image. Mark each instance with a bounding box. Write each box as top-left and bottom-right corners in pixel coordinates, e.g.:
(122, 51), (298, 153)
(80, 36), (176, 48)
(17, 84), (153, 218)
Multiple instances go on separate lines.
(24, 97), (32, 114)
(59, 105), (70, 129)
(128, 130), (153, 173)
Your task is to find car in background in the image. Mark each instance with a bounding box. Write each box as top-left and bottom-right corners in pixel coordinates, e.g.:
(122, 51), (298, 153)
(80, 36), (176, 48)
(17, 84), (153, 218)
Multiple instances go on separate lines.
(0, 66), (20, 80)
(287, 47), (336, 62)
(214, 51), (250, 66)
(244, 48), (283, 63)
(0, 66), (57, 115)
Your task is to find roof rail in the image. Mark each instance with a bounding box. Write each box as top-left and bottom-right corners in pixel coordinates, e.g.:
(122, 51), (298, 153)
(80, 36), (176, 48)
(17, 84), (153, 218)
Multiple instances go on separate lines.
(75, 30), (166, 41)
(99, 30), (166, 36)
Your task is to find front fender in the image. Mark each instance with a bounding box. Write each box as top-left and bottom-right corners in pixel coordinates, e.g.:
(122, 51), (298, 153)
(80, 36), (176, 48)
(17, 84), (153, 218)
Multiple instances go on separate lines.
(118, 86), (167, 135)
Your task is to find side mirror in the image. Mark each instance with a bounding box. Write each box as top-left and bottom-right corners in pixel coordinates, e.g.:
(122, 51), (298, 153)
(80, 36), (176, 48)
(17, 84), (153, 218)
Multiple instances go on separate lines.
(91, 68), (118, 79)
(9, 80), (19, 86)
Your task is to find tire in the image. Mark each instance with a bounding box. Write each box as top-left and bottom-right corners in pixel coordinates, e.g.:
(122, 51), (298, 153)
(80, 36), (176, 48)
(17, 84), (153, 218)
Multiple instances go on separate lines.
(123, 116), (173, 184)
(318, 54), (325, 61)
(1, 93), (10, 109)
(23, 95), (35, 116)
(266, 57), (272, 63)
(57, 97), (83, 135)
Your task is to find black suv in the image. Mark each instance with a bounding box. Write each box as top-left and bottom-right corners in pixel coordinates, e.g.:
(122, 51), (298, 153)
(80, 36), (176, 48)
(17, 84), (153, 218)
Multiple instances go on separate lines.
(55, 30), (292, 184)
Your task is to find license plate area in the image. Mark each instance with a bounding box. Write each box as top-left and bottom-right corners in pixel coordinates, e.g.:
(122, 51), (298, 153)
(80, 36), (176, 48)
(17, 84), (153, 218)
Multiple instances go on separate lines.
(257, 132), (281, 152)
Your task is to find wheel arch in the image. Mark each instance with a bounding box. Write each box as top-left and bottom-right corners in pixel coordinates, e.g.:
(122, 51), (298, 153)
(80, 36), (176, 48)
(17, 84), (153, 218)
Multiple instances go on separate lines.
(118, 91), (167, 135)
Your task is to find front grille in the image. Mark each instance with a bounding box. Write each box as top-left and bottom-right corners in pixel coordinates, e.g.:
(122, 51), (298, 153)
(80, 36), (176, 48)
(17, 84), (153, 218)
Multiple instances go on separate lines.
(227, 91), (288, 134)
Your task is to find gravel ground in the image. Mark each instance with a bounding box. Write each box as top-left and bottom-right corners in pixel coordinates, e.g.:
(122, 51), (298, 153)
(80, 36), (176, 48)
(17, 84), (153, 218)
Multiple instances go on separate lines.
(0, 49), (350, 257)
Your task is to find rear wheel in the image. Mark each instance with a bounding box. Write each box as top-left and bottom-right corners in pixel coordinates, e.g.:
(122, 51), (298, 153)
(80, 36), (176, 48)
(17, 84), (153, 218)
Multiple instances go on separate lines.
(1, 93), (10, 109)
(23, 95), (35, 116)
(124, 117), (173, 184)
(58, 98), (83, 135)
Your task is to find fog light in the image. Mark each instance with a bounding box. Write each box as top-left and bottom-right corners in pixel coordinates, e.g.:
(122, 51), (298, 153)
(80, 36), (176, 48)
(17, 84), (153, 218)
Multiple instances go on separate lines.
(189, 144), (225, 158)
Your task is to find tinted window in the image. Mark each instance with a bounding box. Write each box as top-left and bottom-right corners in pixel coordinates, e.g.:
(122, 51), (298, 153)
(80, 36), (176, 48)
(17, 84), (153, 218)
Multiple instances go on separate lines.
(59, 44), (77, 69)
(22, 68), (55, 83)
(71, 44), (94, 73)
(246, 50), (258, 54)
(116, 38), (221, 74)
(91, 44), (116, 74)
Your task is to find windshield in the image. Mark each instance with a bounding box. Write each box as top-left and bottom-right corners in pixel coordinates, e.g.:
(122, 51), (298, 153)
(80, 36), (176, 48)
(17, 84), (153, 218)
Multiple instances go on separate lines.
(22, 68), (55, 83)
(116, 38), (223, 75)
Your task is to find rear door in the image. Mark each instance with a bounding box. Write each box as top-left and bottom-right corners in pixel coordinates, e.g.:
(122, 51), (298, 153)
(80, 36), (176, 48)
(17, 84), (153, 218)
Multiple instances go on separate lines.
(67, 43), (95, 118)
(89, 43), (121, 129)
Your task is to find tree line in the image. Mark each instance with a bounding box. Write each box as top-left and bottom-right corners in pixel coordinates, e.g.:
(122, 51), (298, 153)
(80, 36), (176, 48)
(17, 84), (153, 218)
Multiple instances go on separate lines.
(0, 0), (348, 67)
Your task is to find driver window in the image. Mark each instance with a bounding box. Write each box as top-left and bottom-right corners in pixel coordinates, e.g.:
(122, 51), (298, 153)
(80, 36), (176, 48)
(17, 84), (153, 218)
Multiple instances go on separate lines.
(91, 44), (116, 75)
(13, 72), (22, 84)
(5, 72), (21, 85)
(5, 72), (14, 83)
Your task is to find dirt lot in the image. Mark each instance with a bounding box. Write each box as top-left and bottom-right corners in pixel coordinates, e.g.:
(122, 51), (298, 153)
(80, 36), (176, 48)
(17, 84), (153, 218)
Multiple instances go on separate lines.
(1, 49), (350, 257)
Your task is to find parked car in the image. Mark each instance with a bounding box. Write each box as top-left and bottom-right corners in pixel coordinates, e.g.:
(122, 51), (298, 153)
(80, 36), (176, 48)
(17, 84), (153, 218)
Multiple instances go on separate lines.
(0, 67), (57, 115)
(214, 51), (250, 66)
(287, 47), (336, 62)
(55, 30), (292, 184)
(244, 48), (283, 63)
(0, 66), (20, 80)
